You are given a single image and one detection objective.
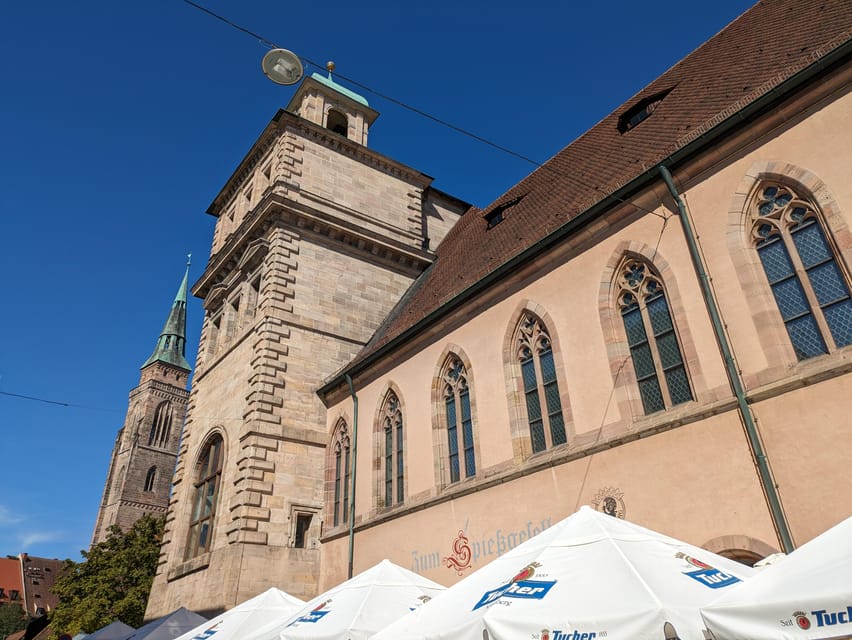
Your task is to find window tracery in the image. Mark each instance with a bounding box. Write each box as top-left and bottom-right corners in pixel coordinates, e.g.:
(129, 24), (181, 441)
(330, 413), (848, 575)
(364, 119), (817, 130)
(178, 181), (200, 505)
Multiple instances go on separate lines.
(441, 355), (475, 482)
(515, 313), (566, 452)
(616, 258), (693, 414)
(751, 184), (852, 359)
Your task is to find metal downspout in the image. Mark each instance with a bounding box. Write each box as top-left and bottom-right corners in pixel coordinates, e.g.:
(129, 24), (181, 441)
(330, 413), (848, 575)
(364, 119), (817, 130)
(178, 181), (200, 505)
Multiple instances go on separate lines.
(345, 374), (358, 578)
(658, 165), (794, 553)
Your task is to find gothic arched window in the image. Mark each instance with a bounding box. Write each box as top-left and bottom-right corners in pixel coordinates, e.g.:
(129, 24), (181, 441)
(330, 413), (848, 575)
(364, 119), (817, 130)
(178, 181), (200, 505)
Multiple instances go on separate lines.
(144, 466), (156, 492)
(186, 433), (223, 559)
(331, 420), (350, 527)
(617, 258), (693, 414)
(148, 401), (173, 448)
(441, 354), (475, 482)
(380, 391), (404, 507)
(751, 184), (852, 359)
(515, 313), (566, 453)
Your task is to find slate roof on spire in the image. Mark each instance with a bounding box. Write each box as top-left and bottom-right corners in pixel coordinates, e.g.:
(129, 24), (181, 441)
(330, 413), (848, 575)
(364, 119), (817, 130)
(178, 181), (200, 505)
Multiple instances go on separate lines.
(142, 266), (191, 371)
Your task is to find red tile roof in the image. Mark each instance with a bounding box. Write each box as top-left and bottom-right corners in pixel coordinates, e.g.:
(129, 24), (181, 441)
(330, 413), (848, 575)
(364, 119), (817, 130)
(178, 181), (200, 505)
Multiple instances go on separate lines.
(328, 0), (852, 385)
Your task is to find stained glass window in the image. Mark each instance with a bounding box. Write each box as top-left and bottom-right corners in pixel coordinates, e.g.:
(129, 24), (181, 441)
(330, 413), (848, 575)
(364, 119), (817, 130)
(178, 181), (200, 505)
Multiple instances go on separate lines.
(752, 184), (852, 359)
(331, 421), (350, 527)
(516, 313), (567, 453)
(381, 392), (404, 507)
(442, 355), (476, 483)
(617, 259), (693, 414)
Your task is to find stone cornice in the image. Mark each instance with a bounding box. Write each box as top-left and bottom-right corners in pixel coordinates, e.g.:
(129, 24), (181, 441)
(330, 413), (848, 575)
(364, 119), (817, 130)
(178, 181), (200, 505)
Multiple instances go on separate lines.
(193, 192), (433, 299)
(207, 109), (435, 217)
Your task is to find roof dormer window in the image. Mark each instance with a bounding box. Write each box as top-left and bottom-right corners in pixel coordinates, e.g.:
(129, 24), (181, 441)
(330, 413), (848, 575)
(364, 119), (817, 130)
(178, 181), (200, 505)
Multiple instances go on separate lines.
(617, 88), (672, 133)
(484, 194), (526, 229)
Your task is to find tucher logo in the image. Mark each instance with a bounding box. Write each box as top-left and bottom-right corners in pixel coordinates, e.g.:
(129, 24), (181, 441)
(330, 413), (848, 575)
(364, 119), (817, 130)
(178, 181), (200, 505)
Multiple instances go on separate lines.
(794, 611), (811, 630)
(472, 562), (557, 611)
(539, 628), (599, 640)
(809, 606), (852, 628)
(191, 622), (222, 639)
(675, 552), (741, 590)
(287, 599), (332, 626)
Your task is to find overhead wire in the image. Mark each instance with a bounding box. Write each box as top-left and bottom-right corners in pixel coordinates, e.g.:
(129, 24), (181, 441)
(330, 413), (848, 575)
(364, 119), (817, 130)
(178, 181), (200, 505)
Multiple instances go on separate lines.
(179, 0), (667, 219)
(0, 389), (119, 412)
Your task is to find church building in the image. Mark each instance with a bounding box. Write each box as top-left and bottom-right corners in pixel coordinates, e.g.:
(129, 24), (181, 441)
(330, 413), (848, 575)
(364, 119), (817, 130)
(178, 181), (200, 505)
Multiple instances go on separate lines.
(144, 71), (467, 617)
(92, 267), (191, 544)
(145, 0), (852, 618)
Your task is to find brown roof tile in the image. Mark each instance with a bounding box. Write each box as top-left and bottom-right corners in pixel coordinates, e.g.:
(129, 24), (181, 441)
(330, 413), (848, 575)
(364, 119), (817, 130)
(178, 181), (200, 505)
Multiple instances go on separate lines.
(337, 0), (852, 380)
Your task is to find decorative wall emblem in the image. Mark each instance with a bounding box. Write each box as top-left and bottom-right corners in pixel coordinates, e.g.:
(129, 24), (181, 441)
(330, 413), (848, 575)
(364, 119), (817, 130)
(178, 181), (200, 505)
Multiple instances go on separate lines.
(592, 487), (626, 519)
(443, 529), (472, 575)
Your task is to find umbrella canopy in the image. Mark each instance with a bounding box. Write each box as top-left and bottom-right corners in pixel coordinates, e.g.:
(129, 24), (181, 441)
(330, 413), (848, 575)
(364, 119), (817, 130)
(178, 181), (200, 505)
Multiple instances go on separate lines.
(84, 621), (136, 640)
(171, 588), (304, 640)
(373, 505), (755, 640)
(701, 516), (852, 639)
(123, 607), (208, 640)
(246, 559), (445, 640)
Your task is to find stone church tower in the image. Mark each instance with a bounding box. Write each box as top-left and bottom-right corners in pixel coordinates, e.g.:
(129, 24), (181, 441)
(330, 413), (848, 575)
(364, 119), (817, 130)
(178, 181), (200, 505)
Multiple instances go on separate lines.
(92, 267), (191, 545)
(144, 72), (467, 618)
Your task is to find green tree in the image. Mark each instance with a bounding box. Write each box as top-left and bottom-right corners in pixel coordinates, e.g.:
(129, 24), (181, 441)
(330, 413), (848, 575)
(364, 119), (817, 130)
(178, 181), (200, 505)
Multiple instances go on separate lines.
(49, 515), (164, 638)
(0, 602), (29, 638)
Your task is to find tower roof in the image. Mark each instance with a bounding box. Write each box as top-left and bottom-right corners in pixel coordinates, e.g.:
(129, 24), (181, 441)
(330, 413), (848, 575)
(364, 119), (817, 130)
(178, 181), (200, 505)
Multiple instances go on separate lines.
(309, 71), (369, 106)
(142, 264), (191, 371)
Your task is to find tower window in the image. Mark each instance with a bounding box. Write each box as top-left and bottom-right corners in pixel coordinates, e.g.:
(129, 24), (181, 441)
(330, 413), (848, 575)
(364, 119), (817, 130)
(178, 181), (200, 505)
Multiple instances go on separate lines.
(144, 466), (157, 492)
(148, 401), (174, 448)
(326, 109), (348, 136)
(185, 434), (224, 559)
(294, 513), (312, 548)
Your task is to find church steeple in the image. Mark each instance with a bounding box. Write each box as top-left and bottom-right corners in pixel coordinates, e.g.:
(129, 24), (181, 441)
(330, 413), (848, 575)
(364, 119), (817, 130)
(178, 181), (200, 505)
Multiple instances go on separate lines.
(142, 260), (191, 371)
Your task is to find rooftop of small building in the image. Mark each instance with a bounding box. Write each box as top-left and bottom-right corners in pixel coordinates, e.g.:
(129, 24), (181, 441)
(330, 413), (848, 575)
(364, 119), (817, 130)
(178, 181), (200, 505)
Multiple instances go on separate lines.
(323, 0), (852, 392)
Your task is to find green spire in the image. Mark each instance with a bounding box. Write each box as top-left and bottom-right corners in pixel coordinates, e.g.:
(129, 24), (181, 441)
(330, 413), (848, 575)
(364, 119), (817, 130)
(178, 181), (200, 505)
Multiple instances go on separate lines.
(142, 258), (191, 371)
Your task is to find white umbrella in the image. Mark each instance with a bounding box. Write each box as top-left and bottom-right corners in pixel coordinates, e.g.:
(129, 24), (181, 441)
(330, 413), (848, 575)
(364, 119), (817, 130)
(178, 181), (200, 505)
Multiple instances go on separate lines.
(123, 607), (207, 640)
(171, 588), (303, 640)
(246, 559), (445, 640)
(373, 505), (755, 640)
(701, 515), (852, 639)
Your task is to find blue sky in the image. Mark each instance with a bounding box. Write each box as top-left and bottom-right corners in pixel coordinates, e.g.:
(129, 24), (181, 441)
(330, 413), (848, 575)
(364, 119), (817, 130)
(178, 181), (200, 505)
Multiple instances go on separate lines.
(0, 0), (755, 561)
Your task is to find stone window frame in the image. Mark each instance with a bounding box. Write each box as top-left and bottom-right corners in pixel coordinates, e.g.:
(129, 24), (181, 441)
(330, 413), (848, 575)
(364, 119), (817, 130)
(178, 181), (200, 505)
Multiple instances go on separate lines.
(148, 400), (173, 448)
(372, 383), (407, 511)
(324, 417), (351, 530)
(599, 243), (707, 426)
(143, 466), (157, 492)
(184, 430), (225, 560)
(502, 301), (575, 461)
(288, 503), (321, 549)
(204, 308), (224, 361)
(326, 108), (349, 137)
(614, 255), (695, 415)
(431, 345), (481, 488)
(727, 162), (852, 386)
